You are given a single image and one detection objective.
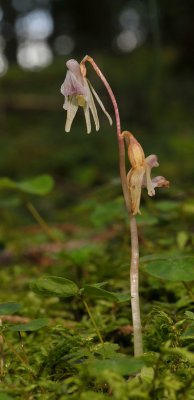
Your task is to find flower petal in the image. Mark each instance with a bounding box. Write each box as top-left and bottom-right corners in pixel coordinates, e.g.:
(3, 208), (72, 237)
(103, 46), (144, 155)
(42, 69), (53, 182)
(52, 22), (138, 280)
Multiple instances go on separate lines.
(65, 96), (79, 132)
(61, 71), (73, 96)
(144, 154), (159, 196)
(61, 71), (87, 98)
(83, 104), (92, 134)
(151, 176), (170, 189)
(66, 59), (84, 80)
(145, 154), (159, 168)
(145, 166), (155, 196)
(83, 80), (99, 131)
(127, 166), (145, 215)
(63, 96), (69, 110)
(88, 81), (112, 126)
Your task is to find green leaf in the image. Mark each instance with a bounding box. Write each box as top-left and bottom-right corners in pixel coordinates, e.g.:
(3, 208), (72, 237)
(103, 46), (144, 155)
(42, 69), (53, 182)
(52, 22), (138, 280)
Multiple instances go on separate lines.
(0, 175), (54, 196)
(9, 318), (49, 332)
(17, 175), (54, 195)
(142, 256), (194, 282)
(185, 311), (194, 320)
(0, 303), (22, 315)
(0, 196), (21, 208)
(182, 325), (194, 338)
(0, 178), (17, 191)
(82, 284), (130, 303)
(86, 357), (144, 376)
(30, 276), (79, 297)
(0, 394), (14, 400)
(92, 343), (120, 358)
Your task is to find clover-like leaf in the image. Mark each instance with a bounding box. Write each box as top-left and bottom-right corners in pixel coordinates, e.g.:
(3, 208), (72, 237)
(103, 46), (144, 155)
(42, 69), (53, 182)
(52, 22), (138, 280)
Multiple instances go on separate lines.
(82, 283), (129, 303)
(142, 256), (194, 282)
(0, 175), (54, 196)
(30, 276), (79, 298)
(9, 318), (49, 332)
(0, 303), (22, 316)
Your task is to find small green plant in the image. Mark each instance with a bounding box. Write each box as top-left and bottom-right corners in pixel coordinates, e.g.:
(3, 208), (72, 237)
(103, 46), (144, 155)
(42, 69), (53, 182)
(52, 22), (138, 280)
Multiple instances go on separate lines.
(31, 276), (129, 345)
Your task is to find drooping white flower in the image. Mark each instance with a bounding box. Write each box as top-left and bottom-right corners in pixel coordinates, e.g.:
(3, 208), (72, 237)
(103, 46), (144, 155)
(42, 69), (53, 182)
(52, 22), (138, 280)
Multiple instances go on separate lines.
(60, 59), (112, 133)
(122, 131), (169, 215)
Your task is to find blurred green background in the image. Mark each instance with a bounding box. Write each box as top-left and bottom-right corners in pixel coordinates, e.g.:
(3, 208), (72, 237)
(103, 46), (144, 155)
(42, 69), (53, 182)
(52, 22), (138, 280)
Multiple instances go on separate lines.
(0, 0), (194, 225)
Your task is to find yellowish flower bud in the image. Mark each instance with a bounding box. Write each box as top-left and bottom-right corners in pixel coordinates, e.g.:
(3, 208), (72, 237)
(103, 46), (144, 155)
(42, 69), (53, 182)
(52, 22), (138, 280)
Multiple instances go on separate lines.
(122, 131), (145, 168)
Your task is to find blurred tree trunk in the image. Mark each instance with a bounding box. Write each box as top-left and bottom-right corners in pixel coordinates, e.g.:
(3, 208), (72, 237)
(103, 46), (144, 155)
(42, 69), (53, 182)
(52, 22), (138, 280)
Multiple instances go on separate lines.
(1, 0), (18, 62)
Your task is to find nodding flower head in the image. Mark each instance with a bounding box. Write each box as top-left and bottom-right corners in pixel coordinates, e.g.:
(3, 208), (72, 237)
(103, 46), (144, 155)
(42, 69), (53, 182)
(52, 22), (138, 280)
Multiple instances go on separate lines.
(60, 59), (112, 133)
(122, 131), (170, 215)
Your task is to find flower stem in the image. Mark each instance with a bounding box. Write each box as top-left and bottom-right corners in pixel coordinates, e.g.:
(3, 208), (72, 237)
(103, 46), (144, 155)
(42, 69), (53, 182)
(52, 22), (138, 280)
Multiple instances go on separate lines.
(130, 216), (143, 356)
(82, 298), (104, 345)
(26, 201), (58, 242)
(81, 55), (143, 356)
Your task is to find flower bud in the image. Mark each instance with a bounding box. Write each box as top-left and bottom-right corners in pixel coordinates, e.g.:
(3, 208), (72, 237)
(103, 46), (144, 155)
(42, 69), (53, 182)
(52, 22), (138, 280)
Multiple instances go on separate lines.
(122, 131), (145, 168)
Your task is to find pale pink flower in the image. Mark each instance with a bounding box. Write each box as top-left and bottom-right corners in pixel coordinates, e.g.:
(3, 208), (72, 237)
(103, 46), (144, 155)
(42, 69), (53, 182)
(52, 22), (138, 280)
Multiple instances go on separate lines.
(60, 59), (112, 133)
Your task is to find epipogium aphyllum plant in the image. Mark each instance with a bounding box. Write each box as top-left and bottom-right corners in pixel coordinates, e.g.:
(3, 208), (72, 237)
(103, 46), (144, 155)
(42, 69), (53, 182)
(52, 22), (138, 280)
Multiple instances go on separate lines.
(60, 56), (169, 357)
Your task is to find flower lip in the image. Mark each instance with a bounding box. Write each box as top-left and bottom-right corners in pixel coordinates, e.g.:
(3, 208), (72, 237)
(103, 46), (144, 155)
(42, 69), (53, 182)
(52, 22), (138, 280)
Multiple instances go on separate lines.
(151, 176), (170, 189)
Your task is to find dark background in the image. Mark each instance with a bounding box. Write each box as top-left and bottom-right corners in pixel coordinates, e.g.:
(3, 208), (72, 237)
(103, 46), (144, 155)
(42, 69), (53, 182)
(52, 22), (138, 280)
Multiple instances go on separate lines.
(0, 0), (194, 216)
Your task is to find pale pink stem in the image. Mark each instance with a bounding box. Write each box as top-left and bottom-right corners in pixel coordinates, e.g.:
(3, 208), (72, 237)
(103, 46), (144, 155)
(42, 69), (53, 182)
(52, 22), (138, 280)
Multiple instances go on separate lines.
(81, 55), (143, 357)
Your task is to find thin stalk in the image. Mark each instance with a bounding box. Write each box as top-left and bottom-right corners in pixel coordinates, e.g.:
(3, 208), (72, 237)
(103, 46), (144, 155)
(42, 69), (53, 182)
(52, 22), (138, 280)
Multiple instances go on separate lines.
(82, 298), (104, 345)
(130, 216), (143, 356)
(81, 56), (143, 356)
(26, 201), (58, 242)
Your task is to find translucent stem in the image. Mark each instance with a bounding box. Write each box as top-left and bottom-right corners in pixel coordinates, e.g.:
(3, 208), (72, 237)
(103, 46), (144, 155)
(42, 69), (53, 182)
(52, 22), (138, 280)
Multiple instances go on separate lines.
(82, 298), (104, 345)
(130, 216), (143, 356)
(80, 55), (143, 356)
